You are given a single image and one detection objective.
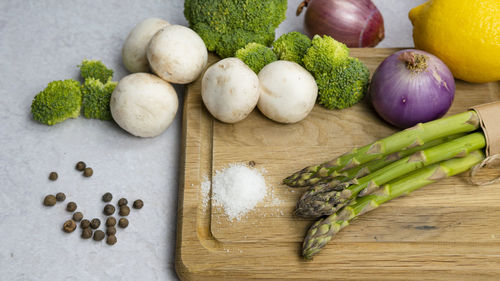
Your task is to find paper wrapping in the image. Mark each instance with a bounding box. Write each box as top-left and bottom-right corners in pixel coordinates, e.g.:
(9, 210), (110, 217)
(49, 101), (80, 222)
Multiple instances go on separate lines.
(471, 101), (500, 157)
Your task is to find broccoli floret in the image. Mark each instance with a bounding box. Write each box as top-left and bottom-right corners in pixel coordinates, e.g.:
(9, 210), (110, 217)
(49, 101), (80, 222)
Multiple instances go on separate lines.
(235, 43), (277, 73)
(184, 0), (287, 58)
(272, 31), (311, 65)
(79, 59), (113, 83)
(31, 80), (82, 125)
(303, 35), (350, 75)
(315, 57), (370, 110)
(81, 78), (117, 121)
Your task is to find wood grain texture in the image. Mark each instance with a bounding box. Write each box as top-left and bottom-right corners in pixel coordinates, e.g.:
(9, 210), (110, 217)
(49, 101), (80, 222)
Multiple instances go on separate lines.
(175, 48), (500, 281)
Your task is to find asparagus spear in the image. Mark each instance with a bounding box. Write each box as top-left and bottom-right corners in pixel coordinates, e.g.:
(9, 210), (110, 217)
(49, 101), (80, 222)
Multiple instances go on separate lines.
(283, 111), (480, 187)
(295, 132), (486, 218)
(302, 150), (485, 259)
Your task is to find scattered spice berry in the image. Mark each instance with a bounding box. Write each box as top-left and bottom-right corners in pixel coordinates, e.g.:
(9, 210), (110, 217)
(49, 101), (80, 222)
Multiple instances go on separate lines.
(119, 205), (130, 216)
(81, 228), (92, 239)
(55, 192), (66, 202)
(102, 192), (112, 202)
(106, 217), (116, 227)
(80, 219), (91, 229)
(75, 161), (86, 171)
(90, 218), (101, 229)
(118, 218), (129, 228)
(132, 200), (144, 209)
(62, 220), (76, 233)
(49, 172), (58, 181)
(103, 204), (115, 216)
(83, 167), (93, 177)
(118, 198), (128, 207)
(43, 195), (57, 206)
(106, 235), (117, 245)
(248, 160), (256, 167)
(106, 226), (116, 236)
(93, 230), (105, 241)
(72, 212), (83, 222)
(66, 202), (77, 212)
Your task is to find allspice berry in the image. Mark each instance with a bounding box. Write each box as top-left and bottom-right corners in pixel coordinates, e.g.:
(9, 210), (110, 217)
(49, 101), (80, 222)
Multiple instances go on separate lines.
(106, 235), (117, 245)
(66, 202), (77, 212)
(103, 204), (115, 216)
(118, 218), (129, 228)
(75, 161), (86, 171)
(93, 230), (105, 241)
(119, 205), (130, 216)
(106, 217), (116, 227)
(102, 192), (112, 202)
(63, 220), (76, 233)
(118, 198), (128, 207)
(90, 218), (101, 229)
(81, 228), (92, 239)
(133, 200), (144, 209)
(83, 167), (93, 177)
(43, 195), (57, 206)
(55, 192), (66, 202)
(72, 212), (83, 222)
(49, 172), (58, 181)
(80, 219), (91, 229)
(106, 226), (116, 236)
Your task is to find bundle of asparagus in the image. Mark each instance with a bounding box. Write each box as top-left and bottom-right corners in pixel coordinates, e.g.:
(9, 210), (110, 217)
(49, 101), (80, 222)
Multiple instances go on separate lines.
(283, 110), (488, 259)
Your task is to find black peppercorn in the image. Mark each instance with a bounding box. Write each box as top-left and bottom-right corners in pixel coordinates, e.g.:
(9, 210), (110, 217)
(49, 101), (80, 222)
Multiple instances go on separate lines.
(102, 192), (112, 202)
(106, 217), (116, 227)
(103, 204), (115, 216)
(81, 228), (92, 239)
(106, 235), (117, 245)
(75, 161), (86, 171)
(72, 212), (83, 222)
(80, 219), (91, 229)
(43, 195), (57, 206)
(119, 205), (130, 216)
(90, 218), (100, 229)
(55, 192), (66, 202)
(106, 226), (116, 236)
(63, 220), (76, 233)
(93, 230), (105, 241)
(117, 198), (128, 207)
(83, 167), (93, 177)
(132, 200), (144, 209)
(66, 202), (77, 212)
(118, 218), (129, 228)
(49, 172), (58, 181)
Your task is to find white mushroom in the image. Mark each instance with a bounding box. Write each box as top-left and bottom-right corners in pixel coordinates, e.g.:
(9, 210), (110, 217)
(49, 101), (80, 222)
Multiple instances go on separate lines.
(201, 58), (260, 123)
(122, 18), (170, 73)
(147, 25), (208, 84)
(110, 73), (178, 138)
(257, 61), (318, 124)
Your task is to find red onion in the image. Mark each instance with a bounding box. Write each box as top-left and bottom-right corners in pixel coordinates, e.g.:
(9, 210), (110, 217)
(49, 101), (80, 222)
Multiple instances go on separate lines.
(296, 0), (384, 47)
(370, 49), (456, 129)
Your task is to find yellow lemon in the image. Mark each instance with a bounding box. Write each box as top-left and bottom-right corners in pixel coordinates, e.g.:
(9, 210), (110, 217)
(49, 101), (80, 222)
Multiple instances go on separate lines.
(409, 0), (500, 83)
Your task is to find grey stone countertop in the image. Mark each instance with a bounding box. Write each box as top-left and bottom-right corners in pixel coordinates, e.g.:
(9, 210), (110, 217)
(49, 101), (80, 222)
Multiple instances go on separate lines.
(0, 0), (424, 280)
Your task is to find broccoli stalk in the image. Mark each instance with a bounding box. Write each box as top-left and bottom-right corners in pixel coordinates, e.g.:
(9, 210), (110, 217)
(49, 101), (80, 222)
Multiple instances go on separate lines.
(235, 43), (277, 73)
(81, 78), (117, 121)
(272, 31), (311, 66)
(303, 35), (370, 110)
(31, 80), (82, 125)
(184, 0), (287, 58)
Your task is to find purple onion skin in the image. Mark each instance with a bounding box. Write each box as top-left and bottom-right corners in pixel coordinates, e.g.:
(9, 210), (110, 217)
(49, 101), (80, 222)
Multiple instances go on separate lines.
(369, 49), (455, 129)
(303, 0), (384, 47)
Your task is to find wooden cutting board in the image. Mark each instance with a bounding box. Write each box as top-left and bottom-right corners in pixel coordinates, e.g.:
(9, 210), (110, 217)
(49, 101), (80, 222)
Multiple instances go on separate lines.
(175, 48), (500, 280)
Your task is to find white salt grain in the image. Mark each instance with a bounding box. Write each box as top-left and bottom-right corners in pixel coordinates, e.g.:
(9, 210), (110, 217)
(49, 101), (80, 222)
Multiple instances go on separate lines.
(211, 164), (267, 221)
(200, 176), (211, 208)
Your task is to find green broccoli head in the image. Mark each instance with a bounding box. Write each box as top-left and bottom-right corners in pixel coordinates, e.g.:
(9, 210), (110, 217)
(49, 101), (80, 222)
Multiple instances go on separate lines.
(31, 79), (82, 125)
(184, 0), (287, 58)
(81, 78), (117, 121)
(79, 59), (113, 83)
(316, 57), (370, 110)
(235, 43), (277, 73)
(271, 31), (311, 65)
(303, 35), (350, 75)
